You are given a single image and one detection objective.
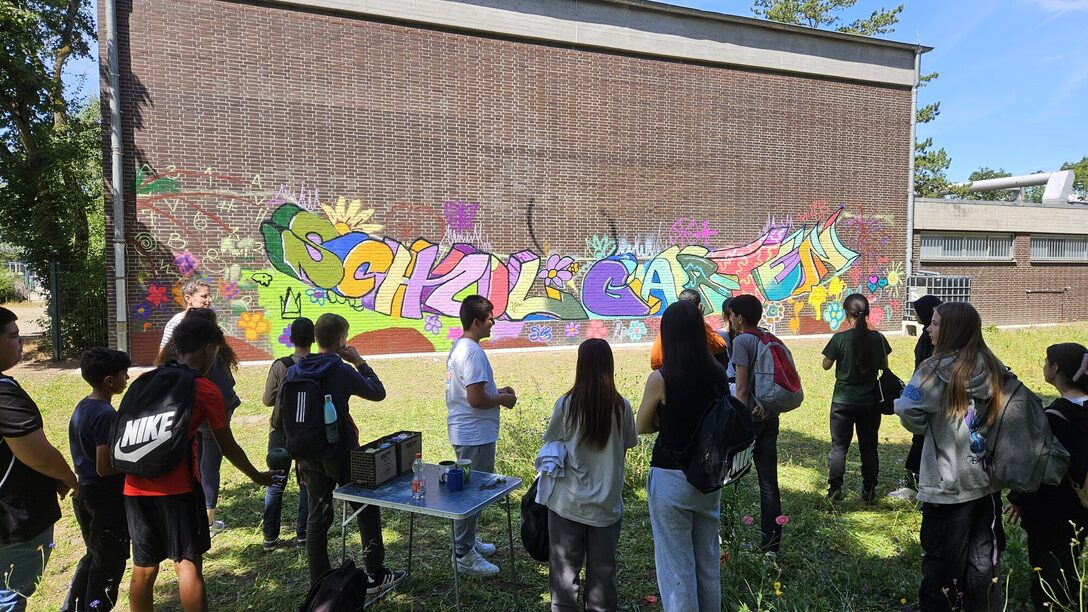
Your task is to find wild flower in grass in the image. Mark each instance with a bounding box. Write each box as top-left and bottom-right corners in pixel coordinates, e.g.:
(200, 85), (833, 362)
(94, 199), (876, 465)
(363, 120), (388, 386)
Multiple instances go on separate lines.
(774, 581), (782, 596)
(900, 598), (907, 605)
(1034, 567), (1043, 572)
(775, 514), (790, 526)
(742, 515), (754, 526)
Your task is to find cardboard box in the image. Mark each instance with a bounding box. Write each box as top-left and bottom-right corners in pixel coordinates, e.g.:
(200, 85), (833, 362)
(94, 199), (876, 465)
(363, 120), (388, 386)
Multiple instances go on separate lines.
(350, 439), (398, 488)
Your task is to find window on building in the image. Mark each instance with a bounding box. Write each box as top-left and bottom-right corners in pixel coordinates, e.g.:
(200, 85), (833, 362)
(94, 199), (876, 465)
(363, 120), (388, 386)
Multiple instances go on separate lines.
(919, 233), (1013, 261)
(1030, 235), (1088, 262)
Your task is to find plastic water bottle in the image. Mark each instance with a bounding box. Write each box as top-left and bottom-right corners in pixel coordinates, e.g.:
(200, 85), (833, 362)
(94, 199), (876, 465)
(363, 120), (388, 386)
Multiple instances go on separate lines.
(411, 453), (426, 500)
(323, 394), (339, 445)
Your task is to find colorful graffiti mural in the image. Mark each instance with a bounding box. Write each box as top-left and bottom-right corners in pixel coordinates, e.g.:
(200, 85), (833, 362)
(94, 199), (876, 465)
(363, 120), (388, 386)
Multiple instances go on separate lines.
(128, 165), (904, 360)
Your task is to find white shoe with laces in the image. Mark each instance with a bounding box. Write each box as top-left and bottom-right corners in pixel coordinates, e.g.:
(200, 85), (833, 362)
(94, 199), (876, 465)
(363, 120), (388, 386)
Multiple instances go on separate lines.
(474, 537), (496, 557)
(455, 548), (500, 576)
(886, 487), (916, 500)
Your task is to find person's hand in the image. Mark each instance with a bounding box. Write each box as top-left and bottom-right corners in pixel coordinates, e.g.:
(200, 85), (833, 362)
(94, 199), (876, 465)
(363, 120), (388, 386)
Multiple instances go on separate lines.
(252, 470), (281, 487)
(751, 405), (769, 419)
(500, 386), (515, 396)
(57, 479), (79, 499)
(337, 346), (365, 366)
(498, 392), (517, 409)
(1003, 503), (1021, 525)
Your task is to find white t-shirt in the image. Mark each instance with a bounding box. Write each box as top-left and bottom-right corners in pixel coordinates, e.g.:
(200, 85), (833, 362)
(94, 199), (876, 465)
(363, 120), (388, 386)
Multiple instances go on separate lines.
(445, 338), (499, 446)
(160, 311), (187, 350)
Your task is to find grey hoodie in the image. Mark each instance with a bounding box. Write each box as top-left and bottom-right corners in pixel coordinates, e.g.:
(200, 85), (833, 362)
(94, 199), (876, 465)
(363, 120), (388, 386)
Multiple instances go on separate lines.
(895, 354), (1001, 504)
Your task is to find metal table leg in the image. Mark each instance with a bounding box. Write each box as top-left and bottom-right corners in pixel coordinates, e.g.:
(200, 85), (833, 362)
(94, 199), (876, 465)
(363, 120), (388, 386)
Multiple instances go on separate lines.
(340, 499), (347, 564)
(450, 518), (462, 612)
(407, 512), (415, 580)
(505, 495), (517, 608)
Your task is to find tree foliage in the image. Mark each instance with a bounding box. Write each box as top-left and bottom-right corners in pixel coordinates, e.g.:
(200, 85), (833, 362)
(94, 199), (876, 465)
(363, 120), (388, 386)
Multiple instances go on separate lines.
(1061, 156), (1088, 197)
(0, 0), (98, 280)
(751, 0), (904, 36)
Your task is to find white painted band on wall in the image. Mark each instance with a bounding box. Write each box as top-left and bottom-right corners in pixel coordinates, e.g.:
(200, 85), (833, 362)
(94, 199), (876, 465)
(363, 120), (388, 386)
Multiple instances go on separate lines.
(262, 0), (923, 86)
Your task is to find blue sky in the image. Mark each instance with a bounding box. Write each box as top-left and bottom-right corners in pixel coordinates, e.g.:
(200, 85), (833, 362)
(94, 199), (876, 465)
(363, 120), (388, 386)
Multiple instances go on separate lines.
(67, 0), (1087, 180)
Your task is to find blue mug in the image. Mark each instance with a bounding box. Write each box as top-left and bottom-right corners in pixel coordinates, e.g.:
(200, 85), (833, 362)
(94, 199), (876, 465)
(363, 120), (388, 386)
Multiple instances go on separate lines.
(447, 468), (464, 491)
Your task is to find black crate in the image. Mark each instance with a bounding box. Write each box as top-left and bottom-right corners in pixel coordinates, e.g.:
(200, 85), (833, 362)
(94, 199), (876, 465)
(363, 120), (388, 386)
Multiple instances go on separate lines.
(386, 431), (422, 475)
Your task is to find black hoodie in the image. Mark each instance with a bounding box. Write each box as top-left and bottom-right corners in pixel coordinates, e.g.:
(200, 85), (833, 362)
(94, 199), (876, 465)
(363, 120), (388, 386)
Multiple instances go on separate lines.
(285, 352), (386, 458)
(1008, 397), (1088, 532)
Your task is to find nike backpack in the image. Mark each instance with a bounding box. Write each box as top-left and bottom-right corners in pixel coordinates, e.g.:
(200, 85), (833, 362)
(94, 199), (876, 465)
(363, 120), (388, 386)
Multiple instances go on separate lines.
(110, 362), (196, 476)
(674, 392), (758, 494)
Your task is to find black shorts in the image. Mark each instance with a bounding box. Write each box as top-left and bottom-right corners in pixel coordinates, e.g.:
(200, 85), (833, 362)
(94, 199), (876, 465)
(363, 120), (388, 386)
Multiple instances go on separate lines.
(125, 489), (210, 567)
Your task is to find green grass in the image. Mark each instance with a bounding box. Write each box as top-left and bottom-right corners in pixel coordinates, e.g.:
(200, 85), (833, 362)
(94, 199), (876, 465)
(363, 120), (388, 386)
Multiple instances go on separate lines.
(20, 323), (1088, 610)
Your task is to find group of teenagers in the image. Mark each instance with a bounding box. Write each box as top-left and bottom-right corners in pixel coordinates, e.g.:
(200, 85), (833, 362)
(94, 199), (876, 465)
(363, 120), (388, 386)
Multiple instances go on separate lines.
(0, 278), (1085, 612)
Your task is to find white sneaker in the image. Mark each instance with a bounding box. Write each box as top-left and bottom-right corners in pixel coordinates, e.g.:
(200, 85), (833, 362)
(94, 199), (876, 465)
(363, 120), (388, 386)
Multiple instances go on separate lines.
(474, 537), (496, 557)
(455, 548), (500, 576)
(886, 487), (916, 500)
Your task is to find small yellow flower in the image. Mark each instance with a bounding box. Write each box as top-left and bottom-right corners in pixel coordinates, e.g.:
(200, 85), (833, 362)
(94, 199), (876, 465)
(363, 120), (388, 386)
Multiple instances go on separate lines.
(901, 598), (907, 605)
(1033, 566), (1042, 572)
(773, 581), (781, 590)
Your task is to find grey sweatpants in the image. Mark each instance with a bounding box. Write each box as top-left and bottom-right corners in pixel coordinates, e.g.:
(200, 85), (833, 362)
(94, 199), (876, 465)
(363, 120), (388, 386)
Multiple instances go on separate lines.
(452, 442), (496, 556)
(548, 510), (621, 612)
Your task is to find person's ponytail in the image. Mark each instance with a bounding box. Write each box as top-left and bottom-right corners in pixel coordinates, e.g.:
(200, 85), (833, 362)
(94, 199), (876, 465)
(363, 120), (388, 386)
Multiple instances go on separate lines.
(843, 294), (874, 372)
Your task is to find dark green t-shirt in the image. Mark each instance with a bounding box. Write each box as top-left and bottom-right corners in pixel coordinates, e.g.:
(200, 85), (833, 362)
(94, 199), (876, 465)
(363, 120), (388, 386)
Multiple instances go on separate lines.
(822, 328), (892, 406)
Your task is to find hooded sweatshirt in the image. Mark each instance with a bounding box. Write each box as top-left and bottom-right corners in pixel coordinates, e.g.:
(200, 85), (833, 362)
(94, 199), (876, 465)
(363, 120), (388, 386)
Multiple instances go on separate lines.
(284, 352), (386, 458)
(895, 354), (1001, 504)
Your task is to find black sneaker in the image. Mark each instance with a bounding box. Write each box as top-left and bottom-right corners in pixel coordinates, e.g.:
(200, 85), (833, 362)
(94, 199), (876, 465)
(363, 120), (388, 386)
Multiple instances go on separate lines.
(366, 568), (408, 595)
(294, 535), (306, 547)
(862, 487), (877, 504)
(827, 487), (843, 501)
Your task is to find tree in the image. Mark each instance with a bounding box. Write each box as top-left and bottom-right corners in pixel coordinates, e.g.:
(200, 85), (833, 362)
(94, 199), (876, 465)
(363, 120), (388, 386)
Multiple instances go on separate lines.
(751, 0), (903, 35)
(1060, 156), (1088, 197)
(0, 0), (102, 353)
(749, 1), (951, 196)
(0, 0), (97, 279)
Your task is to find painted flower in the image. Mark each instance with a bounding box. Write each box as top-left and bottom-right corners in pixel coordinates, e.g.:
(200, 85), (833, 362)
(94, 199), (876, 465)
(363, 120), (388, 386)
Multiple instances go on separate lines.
(321, 196), (383, 235)
(174, 250), (198, 276)
(886, 262), (904, 287)
(145, 284), (169, 307)
(564, 322), (581, 338)
(278, 325), (293, 348)
(585, 320), (609, 339)
(306, 288), (327, 306)
(447, 326), (463, 341)
(823, 302), (846, 330)
(131, 303), (151, 319)
(627, 320), (648, 341)
(238, 311), (271, 341)
(218, 280), (240, 301)
(764, 302), (785, 324)
(775, 514), (790, 526)
(424, 315), (443, 335)
(172, 284), (186, 307)
(742, 515), (754, 526)
(537, 254), (575, 290)
(528, 324), (553, 343)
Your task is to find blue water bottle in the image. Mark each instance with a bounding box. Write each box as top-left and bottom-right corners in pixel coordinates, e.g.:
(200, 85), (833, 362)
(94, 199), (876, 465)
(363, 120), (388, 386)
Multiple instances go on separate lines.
(323, 394), (339, 444)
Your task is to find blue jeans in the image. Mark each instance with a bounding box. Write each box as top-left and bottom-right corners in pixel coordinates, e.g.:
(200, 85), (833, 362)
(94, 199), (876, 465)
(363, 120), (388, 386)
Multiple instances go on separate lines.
(0, 526), (54, 612)
(647, 467), (720, 612)
(263, 430), (308, 542)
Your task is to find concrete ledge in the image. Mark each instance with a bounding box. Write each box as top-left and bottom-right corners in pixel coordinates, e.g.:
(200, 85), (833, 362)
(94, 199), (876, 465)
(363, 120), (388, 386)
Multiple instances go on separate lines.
(261, 0), (922, 86)
(915, 200), (1088, 235)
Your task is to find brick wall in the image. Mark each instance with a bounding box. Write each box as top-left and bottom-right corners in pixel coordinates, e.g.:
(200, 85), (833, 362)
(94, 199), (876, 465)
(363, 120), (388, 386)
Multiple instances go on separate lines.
(912, 234), (1088, 326)
(103, 0), (913, 365)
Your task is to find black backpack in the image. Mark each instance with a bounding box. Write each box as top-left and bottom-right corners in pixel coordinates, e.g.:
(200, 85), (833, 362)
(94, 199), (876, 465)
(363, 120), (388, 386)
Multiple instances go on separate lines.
(876, 369), (905, 415)
(110, 363), (196, 476)
(520, 477), (550, 563)
(674, 393), (757, 494)
(277, 371), (334, 460)
(298, 559), (368, 612)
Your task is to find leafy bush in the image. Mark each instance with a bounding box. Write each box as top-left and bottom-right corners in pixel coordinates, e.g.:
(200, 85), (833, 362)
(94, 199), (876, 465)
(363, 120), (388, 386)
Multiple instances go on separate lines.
(0, 267), (23, 303)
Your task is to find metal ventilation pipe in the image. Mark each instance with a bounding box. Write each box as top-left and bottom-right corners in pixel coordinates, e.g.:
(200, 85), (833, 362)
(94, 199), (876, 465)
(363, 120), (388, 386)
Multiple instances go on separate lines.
(953, 170), (1075, 206)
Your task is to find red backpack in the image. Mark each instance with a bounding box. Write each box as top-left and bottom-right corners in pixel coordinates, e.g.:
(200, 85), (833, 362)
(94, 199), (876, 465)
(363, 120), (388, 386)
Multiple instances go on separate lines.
(741, 329), (804, 413)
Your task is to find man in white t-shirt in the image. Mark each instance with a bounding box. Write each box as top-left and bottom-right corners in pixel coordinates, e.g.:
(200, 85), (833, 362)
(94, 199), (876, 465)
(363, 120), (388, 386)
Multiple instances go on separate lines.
(159, 279), (212, 351)
(445, 295), (517, 576)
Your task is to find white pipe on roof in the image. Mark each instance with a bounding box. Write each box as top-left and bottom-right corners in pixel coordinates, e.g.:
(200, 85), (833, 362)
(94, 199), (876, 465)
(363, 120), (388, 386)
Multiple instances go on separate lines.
(954, 170), (1075, 206)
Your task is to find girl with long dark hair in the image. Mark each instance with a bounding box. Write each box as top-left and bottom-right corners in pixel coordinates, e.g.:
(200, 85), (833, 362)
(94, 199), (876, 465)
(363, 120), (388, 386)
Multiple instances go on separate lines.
(1006, 343), (1088, 609)
(895, 302), (1008, 610)
(821, 293), (891, 502)
(637, 301), (728, 611)
(542, 338), (636, 611)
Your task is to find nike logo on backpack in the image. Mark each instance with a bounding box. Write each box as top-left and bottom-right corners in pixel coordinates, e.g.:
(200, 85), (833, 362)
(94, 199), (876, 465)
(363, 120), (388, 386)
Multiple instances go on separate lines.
(114, 412), (176, 462)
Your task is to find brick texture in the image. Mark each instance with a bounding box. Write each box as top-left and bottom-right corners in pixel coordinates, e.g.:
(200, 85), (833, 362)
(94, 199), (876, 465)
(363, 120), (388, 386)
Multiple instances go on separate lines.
(102, 0), (913, 365)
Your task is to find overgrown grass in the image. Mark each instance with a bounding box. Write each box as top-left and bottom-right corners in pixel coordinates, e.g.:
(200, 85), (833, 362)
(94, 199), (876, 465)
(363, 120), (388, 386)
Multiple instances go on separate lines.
(20, 323), (1088, 610)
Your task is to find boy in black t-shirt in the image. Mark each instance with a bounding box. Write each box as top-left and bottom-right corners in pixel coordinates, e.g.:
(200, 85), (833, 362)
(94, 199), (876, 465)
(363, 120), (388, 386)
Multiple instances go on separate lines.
(0, 306), (79, 611)
(61, 347), (133, 612)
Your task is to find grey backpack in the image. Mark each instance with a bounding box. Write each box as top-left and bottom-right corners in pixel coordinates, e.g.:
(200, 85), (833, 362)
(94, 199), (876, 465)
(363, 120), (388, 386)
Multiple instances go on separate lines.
(741, 330), (804, 413)
(984, 372), (1070, 493)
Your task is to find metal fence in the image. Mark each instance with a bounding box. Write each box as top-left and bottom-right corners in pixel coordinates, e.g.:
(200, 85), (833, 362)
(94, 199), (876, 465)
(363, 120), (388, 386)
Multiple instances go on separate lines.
(904, 274), (971, 322)
(48, 261), (108, 360)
